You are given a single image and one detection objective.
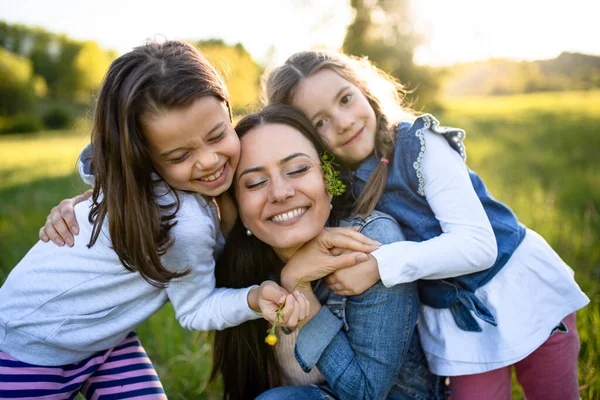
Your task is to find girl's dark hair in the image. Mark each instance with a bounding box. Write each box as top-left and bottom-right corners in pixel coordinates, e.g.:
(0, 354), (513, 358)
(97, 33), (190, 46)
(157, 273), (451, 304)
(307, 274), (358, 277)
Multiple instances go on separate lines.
(263, 50), (415, 216)
(88, 40), (231, 287)
(211, 104), (329, 399)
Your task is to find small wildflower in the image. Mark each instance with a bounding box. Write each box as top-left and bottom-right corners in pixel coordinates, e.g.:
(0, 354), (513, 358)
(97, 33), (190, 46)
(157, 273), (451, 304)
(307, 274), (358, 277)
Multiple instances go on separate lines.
(265, 277), (304, 346)
(265, 334), (278, 346)
(321, 152), (346, 196)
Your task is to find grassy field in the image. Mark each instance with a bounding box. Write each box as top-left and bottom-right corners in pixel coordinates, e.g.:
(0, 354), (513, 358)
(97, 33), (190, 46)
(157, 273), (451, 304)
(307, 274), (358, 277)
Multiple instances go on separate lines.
(1, 91), (599, 398)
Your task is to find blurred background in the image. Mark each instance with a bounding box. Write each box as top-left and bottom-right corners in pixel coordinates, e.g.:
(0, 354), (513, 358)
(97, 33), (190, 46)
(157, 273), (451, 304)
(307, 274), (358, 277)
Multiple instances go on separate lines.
(1, 0), (598, 398)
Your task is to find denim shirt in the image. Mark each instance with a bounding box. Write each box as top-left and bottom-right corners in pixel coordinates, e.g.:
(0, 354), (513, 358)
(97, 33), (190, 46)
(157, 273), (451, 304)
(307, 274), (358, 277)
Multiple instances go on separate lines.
(293, 211), (444, 400)
(349, 115), (526, 332)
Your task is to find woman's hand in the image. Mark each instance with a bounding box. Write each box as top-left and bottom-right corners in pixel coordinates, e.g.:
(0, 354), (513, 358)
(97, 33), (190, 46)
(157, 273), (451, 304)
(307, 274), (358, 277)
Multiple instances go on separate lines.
(39, 190), (92, 247)
(280, 227), (381, 289)
(325, 254), (381, 296)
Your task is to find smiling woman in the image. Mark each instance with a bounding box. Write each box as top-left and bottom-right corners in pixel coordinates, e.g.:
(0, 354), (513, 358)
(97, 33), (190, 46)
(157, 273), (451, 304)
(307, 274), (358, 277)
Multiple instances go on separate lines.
(235, 122), (331, 259)
(211, 104), (444, 400)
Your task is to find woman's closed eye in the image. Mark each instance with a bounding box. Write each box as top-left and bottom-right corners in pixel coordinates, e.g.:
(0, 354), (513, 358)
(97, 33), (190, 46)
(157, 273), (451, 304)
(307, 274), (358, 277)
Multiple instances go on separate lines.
(245, 178), (268, 190)
(287, 165), (310, 176)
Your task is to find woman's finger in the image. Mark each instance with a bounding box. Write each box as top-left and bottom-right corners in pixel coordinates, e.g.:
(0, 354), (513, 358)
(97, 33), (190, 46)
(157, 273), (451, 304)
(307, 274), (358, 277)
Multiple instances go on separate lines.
(43, 220), (64, 246)
(320, 229), (380, 253)
(324, 227), (381, 246)
(327, 251), (369, 271)
(39, 226), (49, 242)
(57, 200), (80, 237)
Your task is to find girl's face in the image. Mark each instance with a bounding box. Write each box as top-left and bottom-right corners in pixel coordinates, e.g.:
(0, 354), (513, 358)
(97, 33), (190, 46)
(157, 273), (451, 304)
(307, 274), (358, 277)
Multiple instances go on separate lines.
(235, 123), (331, 261)
(292, 68), (377, 167)
(142, 96), (240, 197)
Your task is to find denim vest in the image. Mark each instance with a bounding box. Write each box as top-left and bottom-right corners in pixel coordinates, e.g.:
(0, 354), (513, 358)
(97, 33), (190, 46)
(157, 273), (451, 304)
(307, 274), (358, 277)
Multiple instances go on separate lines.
(348, 114), (526, 332)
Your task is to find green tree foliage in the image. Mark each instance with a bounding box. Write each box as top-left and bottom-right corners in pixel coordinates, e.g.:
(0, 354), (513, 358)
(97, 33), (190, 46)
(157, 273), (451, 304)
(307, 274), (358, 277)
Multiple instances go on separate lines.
(343, 0), (439, 110)
(197, 39), (262, 113)
(0, 21), (116, 103)
(73, 41), (113, 102)
(0, 47), (43, 116)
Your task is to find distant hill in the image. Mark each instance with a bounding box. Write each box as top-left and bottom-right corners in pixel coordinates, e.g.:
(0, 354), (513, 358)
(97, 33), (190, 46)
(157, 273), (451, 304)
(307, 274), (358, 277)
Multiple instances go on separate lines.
(439, 52), (600, 97)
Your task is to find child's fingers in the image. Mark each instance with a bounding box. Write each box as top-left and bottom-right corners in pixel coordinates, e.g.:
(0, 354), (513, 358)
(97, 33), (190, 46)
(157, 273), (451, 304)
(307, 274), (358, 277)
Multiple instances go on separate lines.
(293, 291), (308, 321)
(279, 294), (298, 326)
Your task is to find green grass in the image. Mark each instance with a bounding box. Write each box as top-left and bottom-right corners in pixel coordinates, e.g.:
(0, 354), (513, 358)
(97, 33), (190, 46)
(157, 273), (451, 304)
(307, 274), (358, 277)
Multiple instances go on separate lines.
(1, 91), (599, 398)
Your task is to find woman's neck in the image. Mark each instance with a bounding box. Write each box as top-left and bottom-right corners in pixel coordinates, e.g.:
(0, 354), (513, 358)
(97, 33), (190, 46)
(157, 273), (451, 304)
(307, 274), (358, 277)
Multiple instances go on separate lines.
(273, 245), (303, 263)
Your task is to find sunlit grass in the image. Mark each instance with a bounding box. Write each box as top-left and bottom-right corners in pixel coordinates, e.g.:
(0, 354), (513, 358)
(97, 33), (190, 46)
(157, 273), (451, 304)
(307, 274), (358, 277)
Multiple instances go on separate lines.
(1, 91), (598, 398)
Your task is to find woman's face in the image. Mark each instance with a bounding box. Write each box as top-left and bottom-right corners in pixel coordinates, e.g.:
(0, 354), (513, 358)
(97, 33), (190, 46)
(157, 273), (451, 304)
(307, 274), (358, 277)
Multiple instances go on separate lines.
(235, 123), (331, 260)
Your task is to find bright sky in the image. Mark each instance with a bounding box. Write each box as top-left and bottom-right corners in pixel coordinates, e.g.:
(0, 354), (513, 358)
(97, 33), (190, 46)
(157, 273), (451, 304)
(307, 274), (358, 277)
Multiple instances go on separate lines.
(1, 0), (598, 67)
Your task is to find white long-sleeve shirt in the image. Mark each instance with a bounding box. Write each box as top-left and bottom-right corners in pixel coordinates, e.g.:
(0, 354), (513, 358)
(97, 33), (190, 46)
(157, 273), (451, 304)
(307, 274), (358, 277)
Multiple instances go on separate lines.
(373, 129), (589, 375)
(0, 146), (260, 366)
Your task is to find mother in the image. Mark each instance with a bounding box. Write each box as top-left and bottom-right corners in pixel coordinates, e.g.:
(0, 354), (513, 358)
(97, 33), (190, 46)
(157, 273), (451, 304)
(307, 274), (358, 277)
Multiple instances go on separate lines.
(211, 104), (442, 399)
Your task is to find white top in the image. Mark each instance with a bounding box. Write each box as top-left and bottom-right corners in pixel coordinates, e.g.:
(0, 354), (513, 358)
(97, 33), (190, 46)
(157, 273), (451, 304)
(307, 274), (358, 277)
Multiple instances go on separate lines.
(0, 146), (261, 366)
(372, 130), (589, 375)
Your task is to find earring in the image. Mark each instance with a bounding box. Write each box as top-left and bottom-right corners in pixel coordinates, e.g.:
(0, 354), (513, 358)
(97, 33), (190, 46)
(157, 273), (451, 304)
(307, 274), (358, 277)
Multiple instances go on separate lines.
(329, 203), (333, 210)
(246, 228), (252, 236)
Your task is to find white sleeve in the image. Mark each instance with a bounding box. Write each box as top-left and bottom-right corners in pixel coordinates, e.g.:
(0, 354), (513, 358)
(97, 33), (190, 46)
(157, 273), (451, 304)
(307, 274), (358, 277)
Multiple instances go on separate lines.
(373, 129), (498, 286)
(162, 200), (261, 331)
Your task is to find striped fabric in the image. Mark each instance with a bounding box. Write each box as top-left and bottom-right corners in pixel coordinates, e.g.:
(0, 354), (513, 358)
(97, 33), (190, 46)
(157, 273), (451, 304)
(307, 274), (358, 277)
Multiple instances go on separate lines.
(0, 332), (166, 399)
(273, 327), (325, 387)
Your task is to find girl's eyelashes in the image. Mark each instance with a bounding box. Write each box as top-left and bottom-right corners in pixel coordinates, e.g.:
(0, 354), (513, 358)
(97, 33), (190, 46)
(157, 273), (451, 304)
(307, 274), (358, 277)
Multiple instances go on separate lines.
(170, 152), (190, 164)
(315, 119), (327, 130)
(209, 130), (226, 143)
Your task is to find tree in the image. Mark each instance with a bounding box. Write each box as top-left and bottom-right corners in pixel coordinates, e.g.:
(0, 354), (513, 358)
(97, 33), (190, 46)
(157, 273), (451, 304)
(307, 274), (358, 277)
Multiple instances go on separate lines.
(197, 40), (262, 113)
(73, 41), (112, 102)
(0, 47), (42, 116)
(343, 0), (439, 110)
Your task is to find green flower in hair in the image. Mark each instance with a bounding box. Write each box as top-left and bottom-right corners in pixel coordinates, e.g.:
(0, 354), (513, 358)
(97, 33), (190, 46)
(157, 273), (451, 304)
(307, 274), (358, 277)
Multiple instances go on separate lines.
(321, 152), (346, 196)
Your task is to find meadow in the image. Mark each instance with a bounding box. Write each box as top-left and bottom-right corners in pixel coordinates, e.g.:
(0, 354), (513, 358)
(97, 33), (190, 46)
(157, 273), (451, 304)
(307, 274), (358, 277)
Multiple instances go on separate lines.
(1, 91), (598, 399)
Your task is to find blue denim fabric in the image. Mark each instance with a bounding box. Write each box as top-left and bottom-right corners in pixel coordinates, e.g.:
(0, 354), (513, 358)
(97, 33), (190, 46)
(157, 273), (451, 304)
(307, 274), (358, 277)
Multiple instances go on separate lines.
(349, 114), (526, 332)
(287, 211), (443, 400)
(256, 385), (334, 400)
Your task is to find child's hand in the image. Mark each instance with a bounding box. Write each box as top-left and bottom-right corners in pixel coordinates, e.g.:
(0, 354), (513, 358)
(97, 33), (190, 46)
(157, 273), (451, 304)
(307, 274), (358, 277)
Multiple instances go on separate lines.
(325, 254), (381, 296)
(39, 190), (92, 247)
(257, 281), (310, 329)
(281, 227), (380, 289)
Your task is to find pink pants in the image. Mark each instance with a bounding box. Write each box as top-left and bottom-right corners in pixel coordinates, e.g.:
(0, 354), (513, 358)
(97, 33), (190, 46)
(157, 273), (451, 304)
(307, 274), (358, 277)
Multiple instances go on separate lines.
(450, 313), (581, 400)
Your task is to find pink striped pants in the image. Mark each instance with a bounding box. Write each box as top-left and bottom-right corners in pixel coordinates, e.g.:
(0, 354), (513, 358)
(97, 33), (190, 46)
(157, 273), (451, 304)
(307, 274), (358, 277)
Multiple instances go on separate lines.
(0, 332), (166, 399)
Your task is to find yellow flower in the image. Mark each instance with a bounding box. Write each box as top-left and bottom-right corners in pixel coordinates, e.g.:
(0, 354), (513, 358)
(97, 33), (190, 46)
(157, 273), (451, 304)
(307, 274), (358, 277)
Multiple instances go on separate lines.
(265, 334), (278, 346)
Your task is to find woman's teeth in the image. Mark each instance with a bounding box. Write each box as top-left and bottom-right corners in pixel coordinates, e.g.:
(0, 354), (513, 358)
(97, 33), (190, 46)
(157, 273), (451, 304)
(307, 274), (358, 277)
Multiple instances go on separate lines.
(199, 165), (225, 182)
(271, 207), (308, 222)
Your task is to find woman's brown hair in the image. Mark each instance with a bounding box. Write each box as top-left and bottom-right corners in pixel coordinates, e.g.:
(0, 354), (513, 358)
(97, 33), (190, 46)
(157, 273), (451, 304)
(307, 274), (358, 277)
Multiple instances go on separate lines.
(211, 104), (329, 399)
(88, 40), (231, 287)
(263, 50), (415, 216)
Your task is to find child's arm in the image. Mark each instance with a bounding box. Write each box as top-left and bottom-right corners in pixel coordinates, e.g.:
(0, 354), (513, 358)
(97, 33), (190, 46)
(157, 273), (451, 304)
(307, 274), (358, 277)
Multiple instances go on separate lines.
(372, 129), (498, 287)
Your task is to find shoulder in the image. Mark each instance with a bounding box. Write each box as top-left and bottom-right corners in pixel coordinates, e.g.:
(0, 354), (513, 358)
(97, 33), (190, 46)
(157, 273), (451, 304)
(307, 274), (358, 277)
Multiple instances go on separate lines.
(337, 211), (405, 245)
(396, 114), (466, 160)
